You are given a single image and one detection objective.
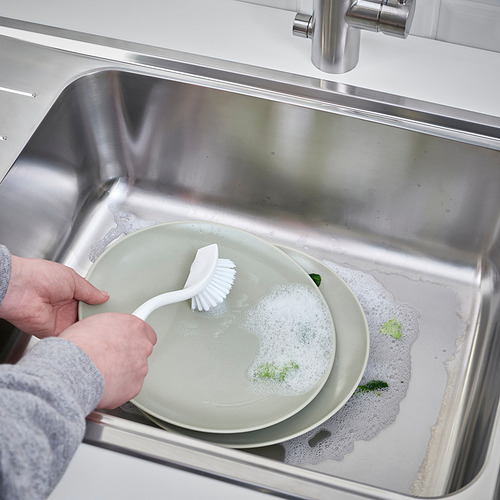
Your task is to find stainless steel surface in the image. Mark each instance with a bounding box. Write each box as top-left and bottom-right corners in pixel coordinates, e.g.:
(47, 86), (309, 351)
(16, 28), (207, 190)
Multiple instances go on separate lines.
(1, 20), (500, 499)
(294, 0), (416, 73)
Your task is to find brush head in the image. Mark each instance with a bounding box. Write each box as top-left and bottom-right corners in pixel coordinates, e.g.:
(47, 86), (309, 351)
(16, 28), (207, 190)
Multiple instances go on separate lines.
(191, 257), (236, 311)
(132, 244), (236, 320)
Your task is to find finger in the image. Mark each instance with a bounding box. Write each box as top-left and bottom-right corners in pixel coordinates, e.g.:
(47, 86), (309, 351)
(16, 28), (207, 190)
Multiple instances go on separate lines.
(137, 318), (157, 345)
(123, 313), (158, 345)
(72, 271), (109, 305)
(147, 326), (158, 346)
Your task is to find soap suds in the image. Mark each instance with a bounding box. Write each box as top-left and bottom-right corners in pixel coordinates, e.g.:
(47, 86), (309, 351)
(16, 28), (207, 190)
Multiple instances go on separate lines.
(245, 284), (335, 396)
(89, 205), (156, 262)
(282, 262), (420, 465)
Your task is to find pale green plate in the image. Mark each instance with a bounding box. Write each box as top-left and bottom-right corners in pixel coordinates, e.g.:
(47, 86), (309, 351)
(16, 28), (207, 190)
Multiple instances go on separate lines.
(141, 246), (369, 448)
(79, 222), (335, 434)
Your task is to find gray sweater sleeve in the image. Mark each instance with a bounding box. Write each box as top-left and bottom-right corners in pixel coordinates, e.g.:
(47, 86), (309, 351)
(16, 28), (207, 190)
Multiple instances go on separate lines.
(0, 334), (104, 499)
(0, 244), (11, 307)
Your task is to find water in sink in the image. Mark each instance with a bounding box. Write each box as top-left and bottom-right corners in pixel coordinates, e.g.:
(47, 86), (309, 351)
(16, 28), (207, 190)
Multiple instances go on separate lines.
(282, 261), (421, 465)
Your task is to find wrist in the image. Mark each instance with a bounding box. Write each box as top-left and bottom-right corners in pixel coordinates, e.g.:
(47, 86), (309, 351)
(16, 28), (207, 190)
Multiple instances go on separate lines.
(17, 337), (104, 415)
(0, 254), (27, 323)
(0, 244), (12, 310)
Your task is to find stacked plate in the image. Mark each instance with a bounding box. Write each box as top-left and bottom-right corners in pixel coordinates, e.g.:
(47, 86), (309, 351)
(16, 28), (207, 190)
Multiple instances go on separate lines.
(79, 221), (369, 448)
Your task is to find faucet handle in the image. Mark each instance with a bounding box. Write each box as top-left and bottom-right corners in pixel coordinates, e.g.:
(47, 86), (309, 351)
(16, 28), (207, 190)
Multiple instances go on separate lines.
(293, 12), (313, 39)
(379, 0), (416, 38)
(346, 0), (416, 39)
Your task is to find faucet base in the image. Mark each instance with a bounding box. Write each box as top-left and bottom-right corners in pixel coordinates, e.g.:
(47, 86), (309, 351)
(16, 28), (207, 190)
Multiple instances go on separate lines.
(293, 10), (360, 74)
(312, 0), (361, 73)
(292, 0), (416, 73)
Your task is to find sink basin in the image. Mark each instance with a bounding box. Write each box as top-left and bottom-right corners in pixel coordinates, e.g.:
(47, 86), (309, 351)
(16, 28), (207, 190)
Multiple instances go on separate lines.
(1, 61), (500, 498)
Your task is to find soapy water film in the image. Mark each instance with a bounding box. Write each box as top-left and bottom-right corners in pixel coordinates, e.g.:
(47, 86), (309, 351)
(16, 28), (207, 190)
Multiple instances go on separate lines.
(89, 208), (420, 464)
(282, 261), (420, 465)
(89, 205), (157, 263)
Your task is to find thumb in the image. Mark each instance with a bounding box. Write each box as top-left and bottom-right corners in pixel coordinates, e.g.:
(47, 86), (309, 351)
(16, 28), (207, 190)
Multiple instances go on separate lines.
(73, 272), (109, 305)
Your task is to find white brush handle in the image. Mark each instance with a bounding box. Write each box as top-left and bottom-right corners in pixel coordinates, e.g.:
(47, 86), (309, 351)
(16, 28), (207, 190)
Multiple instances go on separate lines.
(132, 285), (199, 320)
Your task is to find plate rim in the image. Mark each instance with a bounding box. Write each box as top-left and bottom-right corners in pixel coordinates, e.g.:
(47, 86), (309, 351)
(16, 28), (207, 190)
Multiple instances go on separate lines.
(80, 221), (338, 434)
(141, 245), (370, 448)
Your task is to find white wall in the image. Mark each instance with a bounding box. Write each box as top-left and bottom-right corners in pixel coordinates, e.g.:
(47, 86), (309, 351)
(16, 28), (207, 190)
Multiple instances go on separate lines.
(238, 0), (500, 52)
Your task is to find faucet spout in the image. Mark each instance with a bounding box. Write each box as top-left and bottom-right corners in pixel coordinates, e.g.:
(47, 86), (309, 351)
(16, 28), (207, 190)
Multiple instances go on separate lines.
(293, 0), (416, 74)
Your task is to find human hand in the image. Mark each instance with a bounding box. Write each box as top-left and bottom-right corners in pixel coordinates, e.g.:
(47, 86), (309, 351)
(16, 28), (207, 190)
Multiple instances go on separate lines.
(0, 255), (109, 338)
(61, 312), (157, 409)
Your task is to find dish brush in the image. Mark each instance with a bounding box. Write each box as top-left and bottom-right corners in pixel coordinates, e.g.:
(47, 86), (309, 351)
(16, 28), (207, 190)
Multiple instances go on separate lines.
(132, 244), (236, 320)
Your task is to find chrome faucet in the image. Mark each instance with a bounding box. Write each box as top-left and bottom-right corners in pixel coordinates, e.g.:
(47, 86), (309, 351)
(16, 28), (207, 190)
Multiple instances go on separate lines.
(293, 0), (416, 73)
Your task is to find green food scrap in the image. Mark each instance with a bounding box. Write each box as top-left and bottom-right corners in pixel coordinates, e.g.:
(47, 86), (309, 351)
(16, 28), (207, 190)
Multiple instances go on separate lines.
(381, 318), (402, 339)
(355, 380), (388, 395)
(253, 361), (299, 382)
(309, 273), (322, 287)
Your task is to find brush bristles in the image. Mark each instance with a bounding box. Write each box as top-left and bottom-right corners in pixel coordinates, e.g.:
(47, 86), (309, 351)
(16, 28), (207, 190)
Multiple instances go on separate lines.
(191, 258), (236, 311)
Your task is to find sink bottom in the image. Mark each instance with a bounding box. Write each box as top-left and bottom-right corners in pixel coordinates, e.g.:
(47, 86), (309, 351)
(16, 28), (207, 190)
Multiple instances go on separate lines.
(57, 176), (481, 496)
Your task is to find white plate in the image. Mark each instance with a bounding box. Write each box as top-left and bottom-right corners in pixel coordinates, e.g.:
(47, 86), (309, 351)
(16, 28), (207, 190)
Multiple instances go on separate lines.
(141, 246), (369, 448)
(79, 222), (335, 434)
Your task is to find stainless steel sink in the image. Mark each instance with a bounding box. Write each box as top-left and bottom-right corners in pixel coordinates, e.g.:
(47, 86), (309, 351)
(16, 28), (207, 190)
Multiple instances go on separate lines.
(1, 27), (500, 499)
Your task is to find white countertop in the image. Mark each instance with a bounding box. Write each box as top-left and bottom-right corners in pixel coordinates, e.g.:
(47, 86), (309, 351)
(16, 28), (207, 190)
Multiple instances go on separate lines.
(2, 1), (500, 498)
(2, 0), (500, 118)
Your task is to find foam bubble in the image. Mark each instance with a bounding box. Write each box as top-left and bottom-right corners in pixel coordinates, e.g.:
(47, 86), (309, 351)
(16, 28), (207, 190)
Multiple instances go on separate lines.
(89, 205), (156, 262)
(244, 284), (334, 396)
(282, 261), (420, 465)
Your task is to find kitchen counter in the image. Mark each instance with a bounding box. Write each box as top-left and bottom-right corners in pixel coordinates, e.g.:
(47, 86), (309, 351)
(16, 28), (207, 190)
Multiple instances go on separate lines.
(2, 0), (500, 118)
(1, 1), (500, 498)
